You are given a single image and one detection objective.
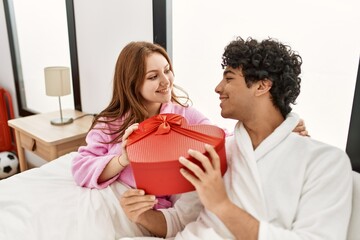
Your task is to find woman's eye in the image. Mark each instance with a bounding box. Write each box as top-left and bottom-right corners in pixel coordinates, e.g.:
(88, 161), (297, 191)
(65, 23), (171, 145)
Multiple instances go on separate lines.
(164, 69), (170, 74)
(148, 75), (157, 80)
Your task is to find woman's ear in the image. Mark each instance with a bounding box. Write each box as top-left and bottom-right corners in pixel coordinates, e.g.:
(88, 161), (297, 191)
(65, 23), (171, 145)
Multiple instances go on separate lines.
(255, 79), (272, 96)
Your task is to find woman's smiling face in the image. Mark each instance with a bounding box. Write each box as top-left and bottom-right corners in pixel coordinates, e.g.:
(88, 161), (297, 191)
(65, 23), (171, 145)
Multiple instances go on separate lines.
(140, 52), (174, 116)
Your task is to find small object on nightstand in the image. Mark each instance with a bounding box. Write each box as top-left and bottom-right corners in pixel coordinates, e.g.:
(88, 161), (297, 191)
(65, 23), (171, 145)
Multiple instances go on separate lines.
(44, 66), (73, 126)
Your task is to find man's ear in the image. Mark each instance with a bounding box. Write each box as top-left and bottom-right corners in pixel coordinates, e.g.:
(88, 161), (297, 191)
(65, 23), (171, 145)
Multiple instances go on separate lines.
(255, 79), (272, 96)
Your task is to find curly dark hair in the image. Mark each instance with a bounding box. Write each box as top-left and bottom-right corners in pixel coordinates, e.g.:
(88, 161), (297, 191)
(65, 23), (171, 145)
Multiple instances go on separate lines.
(221, 37), (302, 117)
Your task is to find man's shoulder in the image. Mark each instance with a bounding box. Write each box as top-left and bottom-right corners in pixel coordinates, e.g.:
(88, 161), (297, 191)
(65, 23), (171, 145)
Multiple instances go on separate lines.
(290, 133), (346, 155)
(289, 133), (351, 171)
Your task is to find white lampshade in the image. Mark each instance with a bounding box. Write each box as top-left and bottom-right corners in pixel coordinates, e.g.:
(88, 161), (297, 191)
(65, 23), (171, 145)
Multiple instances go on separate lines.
(44, 66), (73, 126)
(44, 66), (71, 96)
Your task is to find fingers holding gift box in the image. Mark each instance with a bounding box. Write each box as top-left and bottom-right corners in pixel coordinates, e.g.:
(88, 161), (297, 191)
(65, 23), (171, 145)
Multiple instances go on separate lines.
(120, 123), (140, 166)
(126, 113), (227, 195)
(179, 145), (230, 213)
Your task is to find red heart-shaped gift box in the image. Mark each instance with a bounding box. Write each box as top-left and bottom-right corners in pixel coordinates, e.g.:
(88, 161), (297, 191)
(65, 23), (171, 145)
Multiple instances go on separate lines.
(126, 113), (227, 195)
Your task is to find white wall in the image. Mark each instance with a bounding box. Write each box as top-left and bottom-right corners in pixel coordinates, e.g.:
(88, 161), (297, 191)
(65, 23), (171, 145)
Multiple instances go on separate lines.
(172, 0), (360, 150)
(12, 0), (74, 113)
(74, 0), (153, 114)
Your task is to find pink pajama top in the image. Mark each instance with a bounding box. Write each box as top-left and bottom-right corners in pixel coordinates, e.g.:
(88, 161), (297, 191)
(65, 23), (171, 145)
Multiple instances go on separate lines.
(71, 102), (211, 209)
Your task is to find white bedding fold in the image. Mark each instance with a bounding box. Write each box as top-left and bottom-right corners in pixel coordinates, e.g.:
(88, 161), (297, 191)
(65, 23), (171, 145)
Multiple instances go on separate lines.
(0, 152), (147, 240)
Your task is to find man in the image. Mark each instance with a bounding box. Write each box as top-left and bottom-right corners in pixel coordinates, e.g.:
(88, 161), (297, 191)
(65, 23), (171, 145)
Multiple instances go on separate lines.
(175, 37), (353, 239)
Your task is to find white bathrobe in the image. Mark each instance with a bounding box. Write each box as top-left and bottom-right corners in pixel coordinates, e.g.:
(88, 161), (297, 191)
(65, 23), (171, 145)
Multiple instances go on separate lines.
(172, 113), (353, 240)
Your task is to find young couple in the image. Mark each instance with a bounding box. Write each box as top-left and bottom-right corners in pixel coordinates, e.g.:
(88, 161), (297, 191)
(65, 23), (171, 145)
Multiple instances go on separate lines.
(72, 38), (352, 239)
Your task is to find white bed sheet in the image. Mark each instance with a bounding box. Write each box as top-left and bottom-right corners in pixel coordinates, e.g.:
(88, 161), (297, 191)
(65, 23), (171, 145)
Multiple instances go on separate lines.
(0, 152), (148, 240)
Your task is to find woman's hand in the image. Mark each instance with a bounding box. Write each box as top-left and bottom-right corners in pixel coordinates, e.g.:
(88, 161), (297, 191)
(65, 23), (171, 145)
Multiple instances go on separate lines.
(119, 188), (157, 223)
(293, 119), (309, 136)
(121, 123), (139, 166)
(179, 144), (230, 214)
(98, 123), (138, 182)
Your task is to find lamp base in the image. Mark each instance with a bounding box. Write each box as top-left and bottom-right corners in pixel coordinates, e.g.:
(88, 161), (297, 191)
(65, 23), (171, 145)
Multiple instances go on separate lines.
(50, 117), (74, 126)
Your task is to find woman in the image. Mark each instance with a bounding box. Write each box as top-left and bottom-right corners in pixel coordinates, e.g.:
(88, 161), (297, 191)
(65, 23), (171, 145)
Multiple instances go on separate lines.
(71, 41), (211, 238)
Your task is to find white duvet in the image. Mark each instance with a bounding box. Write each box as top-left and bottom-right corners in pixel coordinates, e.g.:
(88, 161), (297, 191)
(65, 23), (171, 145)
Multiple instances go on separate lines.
(0, 152), (148, 240)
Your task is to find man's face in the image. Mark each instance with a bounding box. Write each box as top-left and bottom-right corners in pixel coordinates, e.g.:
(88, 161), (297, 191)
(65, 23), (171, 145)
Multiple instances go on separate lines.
(215, 67), (256, 121)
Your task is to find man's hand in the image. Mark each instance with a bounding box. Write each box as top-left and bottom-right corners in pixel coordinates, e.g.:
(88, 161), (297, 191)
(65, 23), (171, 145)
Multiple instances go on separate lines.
(119, 189), (167, 237)
(179, 144), (230, 214)
(179, 145), (259, 240)
(119, 188), (157, 223)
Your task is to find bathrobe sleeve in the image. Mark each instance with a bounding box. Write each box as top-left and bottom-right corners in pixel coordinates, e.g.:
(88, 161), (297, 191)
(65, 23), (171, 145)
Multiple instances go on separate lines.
(72, 121), (122, 189)
(158, 191), (203, 238)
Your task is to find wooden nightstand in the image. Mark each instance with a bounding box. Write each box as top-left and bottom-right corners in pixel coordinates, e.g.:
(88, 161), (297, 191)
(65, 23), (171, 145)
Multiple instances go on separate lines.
(8, 109), (94, 172)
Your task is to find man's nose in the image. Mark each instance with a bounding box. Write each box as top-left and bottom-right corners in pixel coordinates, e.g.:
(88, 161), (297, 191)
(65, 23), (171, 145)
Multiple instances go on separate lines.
(215, 79), (224, 93)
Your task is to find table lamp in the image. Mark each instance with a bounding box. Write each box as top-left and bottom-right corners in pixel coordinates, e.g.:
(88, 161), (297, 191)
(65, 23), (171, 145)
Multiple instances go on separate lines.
(44, 66), (73, 126)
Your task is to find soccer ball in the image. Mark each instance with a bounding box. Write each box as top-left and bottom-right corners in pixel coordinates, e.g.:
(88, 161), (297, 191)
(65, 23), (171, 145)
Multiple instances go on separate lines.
(0, 151), (19, 179)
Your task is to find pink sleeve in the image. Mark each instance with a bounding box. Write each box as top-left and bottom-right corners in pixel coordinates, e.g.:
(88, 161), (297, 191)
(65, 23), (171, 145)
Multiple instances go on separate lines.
(71, 125), (121, 189)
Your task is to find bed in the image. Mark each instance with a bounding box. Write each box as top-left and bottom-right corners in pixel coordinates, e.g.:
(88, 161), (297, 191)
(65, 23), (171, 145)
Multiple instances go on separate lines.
(0, 152), (150, 240)
(1, 152), (359, 240)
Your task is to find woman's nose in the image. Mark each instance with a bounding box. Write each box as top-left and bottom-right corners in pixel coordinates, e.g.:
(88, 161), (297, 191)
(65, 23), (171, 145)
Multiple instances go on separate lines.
(160, 74), (170, 86)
